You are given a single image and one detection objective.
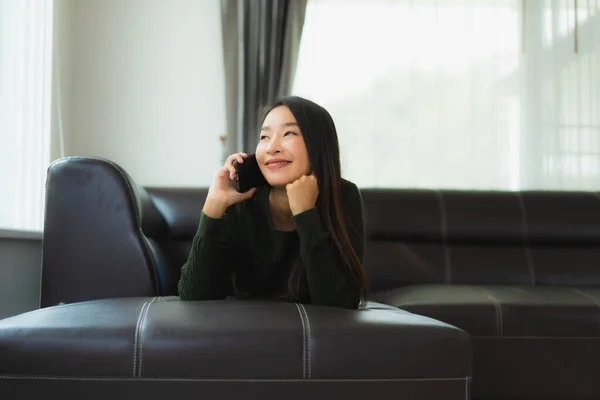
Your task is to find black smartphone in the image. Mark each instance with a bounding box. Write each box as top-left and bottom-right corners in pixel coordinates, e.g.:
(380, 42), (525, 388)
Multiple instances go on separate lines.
(234, 154), (268, 193)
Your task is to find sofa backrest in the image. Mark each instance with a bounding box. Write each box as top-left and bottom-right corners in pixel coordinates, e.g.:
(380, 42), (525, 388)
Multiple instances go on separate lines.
(147, 187), (600, 295)
(41, 157), (600, 307)
(359, 189), (600, 291)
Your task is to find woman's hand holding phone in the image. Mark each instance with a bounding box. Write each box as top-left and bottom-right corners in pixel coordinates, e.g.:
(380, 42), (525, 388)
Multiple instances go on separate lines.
(203, 152), (257, 218)
(225, 152), (246, 180)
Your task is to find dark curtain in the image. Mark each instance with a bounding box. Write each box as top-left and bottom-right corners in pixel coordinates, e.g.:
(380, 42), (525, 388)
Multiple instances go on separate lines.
(221, 0), (307, 159)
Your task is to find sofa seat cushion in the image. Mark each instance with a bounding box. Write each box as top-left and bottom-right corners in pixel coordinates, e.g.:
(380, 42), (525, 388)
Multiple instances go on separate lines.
(371, 284), (600, 337)
(0, 297), (471, 400)
(372, 284), (600, 399)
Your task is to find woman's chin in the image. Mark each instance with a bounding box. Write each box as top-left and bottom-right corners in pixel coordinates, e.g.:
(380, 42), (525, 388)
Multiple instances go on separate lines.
(266, 175), (298, 188)
(267, 180), (290, 189)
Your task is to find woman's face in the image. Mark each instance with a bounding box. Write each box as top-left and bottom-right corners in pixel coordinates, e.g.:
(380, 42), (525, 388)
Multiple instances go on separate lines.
(256, 106), (311, 188)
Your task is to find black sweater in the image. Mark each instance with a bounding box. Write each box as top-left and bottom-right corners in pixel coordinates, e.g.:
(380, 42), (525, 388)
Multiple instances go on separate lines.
(178, 179), (365, 309)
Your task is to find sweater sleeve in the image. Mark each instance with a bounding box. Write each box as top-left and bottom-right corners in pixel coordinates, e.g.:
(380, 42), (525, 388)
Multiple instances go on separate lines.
(177, 211), (236, 300)
(292, 185), (365, 309)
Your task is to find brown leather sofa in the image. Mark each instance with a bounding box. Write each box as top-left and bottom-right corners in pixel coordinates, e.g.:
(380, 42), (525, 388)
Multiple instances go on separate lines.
(2, 155), (599, 399)
(0, 157), (472, 400)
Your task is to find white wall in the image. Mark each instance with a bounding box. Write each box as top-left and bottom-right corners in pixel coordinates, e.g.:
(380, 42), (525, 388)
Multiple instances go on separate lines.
(53, 0), (225, 187)
(51, 0), (73, 162)
(0, 235), (41, 319)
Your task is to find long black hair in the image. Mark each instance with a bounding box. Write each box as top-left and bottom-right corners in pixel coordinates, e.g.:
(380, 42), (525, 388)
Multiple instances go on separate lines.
(259, 96), (368, 307)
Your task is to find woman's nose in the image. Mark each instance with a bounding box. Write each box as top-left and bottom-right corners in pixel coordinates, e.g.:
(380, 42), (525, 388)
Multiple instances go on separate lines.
(266, 137), (282, 154)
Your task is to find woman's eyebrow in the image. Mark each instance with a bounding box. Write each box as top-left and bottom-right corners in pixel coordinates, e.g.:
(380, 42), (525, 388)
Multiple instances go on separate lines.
(261, 122), (299, 131)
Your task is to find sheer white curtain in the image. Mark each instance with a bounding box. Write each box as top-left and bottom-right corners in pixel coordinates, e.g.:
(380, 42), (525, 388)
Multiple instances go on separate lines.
(523, 0), (600, 189)
(293, 0), (600, 191)
(0, 0), (54, 231)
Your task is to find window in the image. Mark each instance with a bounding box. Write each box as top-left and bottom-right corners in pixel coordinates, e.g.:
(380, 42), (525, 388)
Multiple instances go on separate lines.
(0, 0), (54, 231)
(532, 0), (600, 189)
(293, 0), (600, 190)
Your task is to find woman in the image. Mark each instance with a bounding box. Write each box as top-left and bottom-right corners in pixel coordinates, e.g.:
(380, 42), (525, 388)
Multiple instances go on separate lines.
(178, 96), (368, 309)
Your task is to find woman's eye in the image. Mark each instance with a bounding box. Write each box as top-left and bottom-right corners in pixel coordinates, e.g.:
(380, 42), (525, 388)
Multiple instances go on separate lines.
(259, 135), (268, 140)
(284, 131), (297, 136)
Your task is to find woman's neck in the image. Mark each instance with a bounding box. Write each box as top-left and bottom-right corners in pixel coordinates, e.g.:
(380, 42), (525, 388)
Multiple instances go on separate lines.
(268, 187), (295, 231)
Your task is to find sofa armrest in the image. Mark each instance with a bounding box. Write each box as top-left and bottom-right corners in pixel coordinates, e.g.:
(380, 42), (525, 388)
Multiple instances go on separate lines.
(41, 157), (166, 307)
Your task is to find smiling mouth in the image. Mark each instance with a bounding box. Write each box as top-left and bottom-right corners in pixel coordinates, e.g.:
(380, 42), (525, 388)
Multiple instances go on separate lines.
(266, 161), (292, 169)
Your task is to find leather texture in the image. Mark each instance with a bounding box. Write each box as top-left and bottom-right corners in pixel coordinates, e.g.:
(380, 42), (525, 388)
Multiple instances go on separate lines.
(0, 377), (470, 400)
(40, 158), (600, 303)
(34, 156), (600, 399)
(41, 158), (161, 307)
(372, 284), (600, 338)
(0, 297), (471, 400)
(372, 284), (600, 398)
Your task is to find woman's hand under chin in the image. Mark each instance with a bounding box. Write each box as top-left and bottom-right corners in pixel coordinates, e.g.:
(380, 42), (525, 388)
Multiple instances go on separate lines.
(286, 174), (319, 216)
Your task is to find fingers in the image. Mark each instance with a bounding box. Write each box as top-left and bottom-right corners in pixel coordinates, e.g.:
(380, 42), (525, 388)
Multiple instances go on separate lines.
(238, 187), (257, 201)
(288, 174), (316, 184)
(218, 166), (229, 178)
(286, 174), (318, 194)
(217, 165), (236, 182)
(286, 177), (300, 191)
(225, 152), (247, 165)
(225, 156), (238, 180)
(225, 153), (248, 180)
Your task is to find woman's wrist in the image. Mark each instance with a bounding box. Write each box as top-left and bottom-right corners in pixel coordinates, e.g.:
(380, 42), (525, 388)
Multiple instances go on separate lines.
(203, 198), (229, 219)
